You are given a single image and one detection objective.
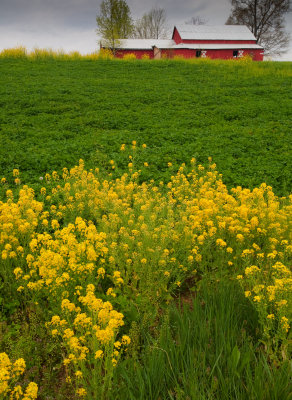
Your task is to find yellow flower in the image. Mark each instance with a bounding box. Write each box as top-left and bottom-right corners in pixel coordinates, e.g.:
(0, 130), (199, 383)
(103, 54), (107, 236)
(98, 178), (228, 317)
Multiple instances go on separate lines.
(97, 267), (105, 278)
(12, 358), (26, 377)
(277, 300), (287, 307)
(106, 288), (116, 297)
(236, 234), (244, 242)
(281, 317), (290, 333)
(22, 382), (38, 400)
(216, 239), (227, 247)
(76, 388), (87, 397)
(10, 385), (23, 399)
(122, 335), (131, 346)
(245, 266), (260, 275)
(95, 350), (104, 359)
(63, 329), (74, 339)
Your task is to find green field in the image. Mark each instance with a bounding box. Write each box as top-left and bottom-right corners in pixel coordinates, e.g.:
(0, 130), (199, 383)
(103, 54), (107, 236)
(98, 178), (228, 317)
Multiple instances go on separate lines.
(0, 58), (291, 194)
(0, 58), (291, 400)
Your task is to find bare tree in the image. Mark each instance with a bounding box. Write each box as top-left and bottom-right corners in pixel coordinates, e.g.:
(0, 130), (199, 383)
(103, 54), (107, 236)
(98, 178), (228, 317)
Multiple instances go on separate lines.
(134, 7), (169, 39)
(96, 0), (134, 54)
(185, 16), (208, 25)
(226, 0), (291, 56)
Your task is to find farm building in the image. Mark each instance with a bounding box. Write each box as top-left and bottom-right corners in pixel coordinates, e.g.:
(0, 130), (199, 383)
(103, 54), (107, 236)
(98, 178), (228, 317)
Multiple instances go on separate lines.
(100, 25), (264, 61)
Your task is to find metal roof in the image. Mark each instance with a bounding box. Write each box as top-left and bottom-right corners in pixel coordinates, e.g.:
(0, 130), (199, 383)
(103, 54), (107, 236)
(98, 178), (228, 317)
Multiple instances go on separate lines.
(172, 43), (263, 50)
(100, 39), (175, 50)
(174, 25), (257, 41)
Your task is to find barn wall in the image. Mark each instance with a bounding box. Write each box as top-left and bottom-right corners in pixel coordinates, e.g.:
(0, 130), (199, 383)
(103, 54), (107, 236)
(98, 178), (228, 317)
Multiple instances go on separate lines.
(248, 49), (264, 61)
(115, 49), (154, 59)
(172, 28), (182, 44)
(208, 49), (264, 60)
(168, 48), (264, 60)
(104, 46), (263, 61)
(164, 49), (196, 58)
(160, 49), (177, 58)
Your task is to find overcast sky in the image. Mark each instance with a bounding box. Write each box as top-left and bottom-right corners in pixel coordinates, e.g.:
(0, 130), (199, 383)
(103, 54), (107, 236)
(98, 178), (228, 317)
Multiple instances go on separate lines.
(0, 0), (291, 60)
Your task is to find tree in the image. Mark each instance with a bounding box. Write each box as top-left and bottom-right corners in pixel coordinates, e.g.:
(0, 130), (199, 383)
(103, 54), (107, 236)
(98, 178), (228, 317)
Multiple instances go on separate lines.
(96, 0), (134, 53)
(226, 0), (291, 56)
(134, 7), (168, 39)
(185, 16), (207, 25)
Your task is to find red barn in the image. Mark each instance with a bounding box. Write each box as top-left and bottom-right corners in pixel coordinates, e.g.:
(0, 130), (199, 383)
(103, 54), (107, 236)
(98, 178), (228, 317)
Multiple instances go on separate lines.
(100, 25), (264, 61)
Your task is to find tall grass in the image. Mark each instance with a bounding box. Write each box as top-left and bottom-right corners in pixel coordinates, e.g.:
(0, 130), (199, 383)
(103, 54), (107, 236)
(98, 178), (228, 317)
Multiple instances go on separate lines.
(114, 280), (292, 400)
(1, 47), (290, 78)
(0, 46), (27, 58)
(0, 47), (112, 61)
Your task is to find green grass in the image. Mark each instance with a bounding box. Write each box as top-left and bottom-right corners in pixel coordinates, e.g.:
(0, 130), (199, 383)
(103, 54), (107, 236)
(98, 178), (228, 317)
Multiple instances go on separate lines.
(0, 58), (291, 195)
(113, 281), (292, 400)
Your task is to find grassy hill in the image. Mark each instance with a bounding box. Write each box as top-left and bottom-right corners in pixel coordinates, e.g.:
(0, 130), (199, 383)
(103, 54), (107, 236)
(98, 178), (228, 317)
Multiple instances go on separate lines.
(0, 57), (291, 195)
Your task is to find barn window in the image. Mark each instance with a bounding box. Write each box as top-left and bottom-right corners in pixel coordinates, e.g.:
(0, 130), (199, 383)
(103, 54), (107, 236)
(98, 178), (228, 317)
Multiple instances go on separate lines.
(233, 50), (238, 58)
(196, 50), (201, 58)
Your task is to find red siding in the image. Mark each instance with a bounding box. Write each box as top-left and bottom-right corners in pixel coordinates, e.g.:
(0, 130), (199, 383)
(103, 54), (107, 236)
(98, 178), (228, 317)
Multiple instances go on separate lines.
(163, 49), (195, 58)
(161, 48), (263, 61)
(112, 48), (264, 61)
(203, 49), (263, 60)
(115, 49), (154, 59)
(172, 28), (182, 44)
(219, 49), (260, 60)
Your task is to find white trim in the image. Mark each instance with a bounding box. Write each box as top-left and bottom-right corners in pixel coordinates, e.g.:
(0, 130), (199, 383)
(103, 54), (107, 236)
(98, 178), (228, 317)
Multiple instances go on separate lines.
(171, 43), (263, 50)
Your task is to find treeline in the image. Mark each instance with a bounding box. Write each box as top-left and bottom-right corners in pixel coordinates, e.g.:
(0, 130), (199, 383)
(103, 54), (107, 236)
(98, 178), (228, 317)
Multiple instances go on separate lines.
(96, 0), (291, 56)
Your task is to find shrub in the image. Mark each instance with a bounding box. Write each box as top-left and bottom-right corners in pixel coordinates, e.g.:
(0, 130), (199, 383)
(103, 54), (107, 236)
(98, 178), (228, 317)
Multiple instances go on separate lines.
(123, 53), (137, 60)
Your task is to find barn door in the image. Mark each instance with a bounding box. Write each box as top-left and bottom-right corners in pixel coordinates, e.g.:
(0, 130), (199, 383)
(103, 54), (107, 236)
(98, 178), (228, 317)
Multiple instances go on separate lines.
(154, 46), (161, 59)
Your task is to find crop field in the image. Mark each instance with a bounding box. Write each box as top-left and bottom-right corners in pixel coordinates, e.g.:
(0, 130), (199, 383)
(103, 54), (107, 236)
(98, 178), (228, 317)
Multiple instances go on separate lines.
(0, 54), (291, 400)
(0, 56), (291, 195)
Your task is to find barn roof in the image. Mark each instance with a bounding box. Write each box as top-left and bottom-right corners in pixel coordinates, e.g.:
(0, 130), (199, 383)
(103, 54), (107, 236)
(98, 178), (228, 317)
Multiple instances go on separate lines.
(100, 39), (175, 50)
(174, 25), (257, 41)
